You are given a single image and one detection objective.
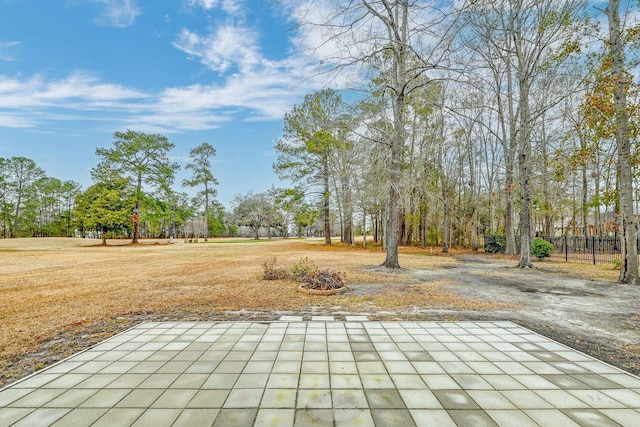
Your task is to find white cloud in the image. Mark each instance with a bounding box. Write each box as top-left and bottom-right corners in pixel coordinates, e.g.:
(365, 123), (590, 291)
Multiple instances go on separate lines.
(0, 72), (147, 109)
(168, 2), (331, 125)
(41, 73), (148, 103)
(0, 68), (304, 132)
(189, 0), (217, 9)
(0, 41), (20, 62)
(0, 72), (149, 128)
(149, 64), (308, 129)
(173, 24), (261, 74)
(172, 1), (335, 110)
(271, 0), (373, 88)
(0, 113), (36, 128)
(94, 0), (141, 28)
(188, 0), (244, 16)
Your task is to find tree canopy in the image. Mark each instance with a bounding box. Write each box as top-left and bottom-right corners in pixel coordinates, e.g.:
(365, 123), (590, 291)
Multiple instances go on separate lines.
(74, 178), (134, 244)
(93, 130), (179, 244)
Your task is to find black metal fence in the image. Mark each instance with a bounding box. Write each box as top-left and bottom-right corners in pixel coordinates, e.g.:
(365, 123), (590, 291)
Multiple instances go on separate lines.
(484, 235), (638, 266)
(539, 236), (635, 266)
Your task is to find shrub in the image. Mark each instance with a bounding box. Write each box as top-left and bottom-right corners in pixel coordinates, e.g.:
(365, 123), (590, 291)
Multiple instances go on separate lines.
(291, 257), (318, 282)
(531, 237), (553, 261)
(262, 257), (290, 280)
(304, 270), (345, 290)
(484, 233), (506, 254)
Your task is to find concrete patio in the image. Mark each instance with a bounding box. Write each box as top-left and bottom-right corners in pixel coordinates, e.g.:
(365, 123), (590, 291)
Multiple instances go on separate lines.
(0, 318), (639, 426)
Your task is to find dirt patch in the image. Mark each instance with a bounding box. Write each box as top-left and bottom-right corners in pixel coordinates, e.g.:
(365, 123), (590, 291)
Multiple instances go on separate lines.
(348, 254), (640, 375)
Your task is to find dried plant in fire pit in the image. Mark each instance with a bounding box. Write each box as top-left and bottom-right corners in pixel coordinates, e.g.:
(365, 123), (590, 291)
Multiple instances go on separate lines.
(291, 257), (318, 282)
(298, 270), (346, 295)
(262, 257), (346, 295)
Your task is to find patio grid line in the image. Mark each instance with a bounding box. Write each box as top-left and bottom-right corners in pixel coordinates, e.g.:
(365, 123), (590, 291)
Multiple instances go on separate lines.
(1, 319), (639, 426)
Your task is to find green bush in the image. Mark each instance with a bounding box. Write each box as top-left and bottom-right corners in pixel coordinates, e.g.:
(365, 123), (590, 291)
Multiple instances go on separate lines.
(484, 233), (506, 253)
(531, 237), (553, 261)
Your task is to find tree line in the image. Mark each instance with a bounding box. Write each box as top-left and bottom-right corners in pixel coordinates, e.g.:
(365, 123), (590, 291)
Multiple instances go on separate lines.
(273, 0), (640, 282)
(0, 157), (81, 238)
(0, 135), (222, 241)
(0, 134), (317, 242)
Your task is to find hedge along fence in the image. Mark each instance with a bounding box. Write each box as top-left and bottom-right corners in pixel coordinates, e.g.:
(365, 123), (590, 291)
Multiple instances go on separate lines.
(483, 235), (638, 266)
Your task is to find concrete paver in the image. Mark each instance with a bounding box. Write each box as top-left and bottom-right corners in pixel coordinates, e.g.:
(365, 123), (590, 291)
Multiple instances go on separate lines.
(1, 319), (640, 426)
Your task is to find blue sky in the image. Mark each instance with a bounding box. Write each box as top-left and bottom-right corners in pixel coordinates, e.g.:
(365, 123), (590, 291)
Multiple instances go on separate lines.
(2, 1), (634, 208)
(0, 0), (332, 207)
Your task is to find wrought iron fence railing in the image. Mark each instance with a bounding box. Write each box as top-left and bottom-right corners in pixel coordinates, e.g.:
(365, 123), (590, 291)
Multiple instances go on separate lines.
(539, 236), (634, 266)
(484, 235), (639, 266)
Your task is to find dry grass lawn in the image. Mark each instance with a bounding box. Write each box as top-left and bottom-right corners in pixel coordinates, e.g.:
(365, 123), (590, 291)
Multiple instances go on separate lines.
(0, 237), (618, 386)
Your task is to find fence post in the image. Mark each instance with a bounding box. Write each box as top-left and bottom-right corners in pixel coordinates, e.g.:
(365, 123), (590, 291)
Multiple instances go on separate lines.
(565, 235), (568, 262)
(592, 236), (596, 265)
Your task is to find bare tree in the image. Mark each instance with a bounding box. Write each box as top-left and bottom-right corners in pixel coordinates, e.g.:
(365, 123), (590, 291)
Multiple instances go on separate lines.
(606, 0), (638, 284)
(297, 0), (461, 267)
(233, 192), (279, 240)
(463, 0), (587, 266)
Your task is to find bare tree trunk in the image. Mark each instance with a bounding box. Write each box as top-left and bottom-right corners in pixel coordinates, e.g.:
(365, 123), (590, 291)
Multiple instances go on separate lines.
(503, 40), (518, 256)
(517, 151), (533, 267)
(581, 137), (589, 237)
(442, 197), (450, 253)
(399, 206), (406, 245)
(131, 173), (143, 244)
(362, 208), (367, 248)
(372, 213), (378, 243)
(383, 130), (402, 267)
(380, 1), (409, 269)
(516, 57), (533, 268)
(540, 127), (554, 237)
(341, 174), (353, 245)
(467, 132), (479, 251)
(607, 0), (638, 284)
(323, 158), (332, 245)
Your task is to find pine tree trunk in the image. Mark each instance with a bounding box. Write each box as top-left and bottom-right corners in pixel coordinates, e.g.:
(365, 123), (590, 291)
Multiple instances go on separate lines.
(204, 183), (209, 242)
(132, 199), (140, 244)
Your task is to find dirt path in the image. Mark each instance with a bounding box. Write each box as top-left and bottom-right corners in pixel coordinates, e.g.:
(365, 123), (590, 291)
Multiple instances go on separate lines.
(349, 254), (640, 375)
(425, 255), (639, 339)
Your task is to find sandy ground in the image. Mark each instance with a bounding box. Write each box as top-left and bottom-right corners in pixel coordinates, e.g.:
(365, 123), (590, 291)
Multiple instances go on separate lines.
(346, 255), (640, 376)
